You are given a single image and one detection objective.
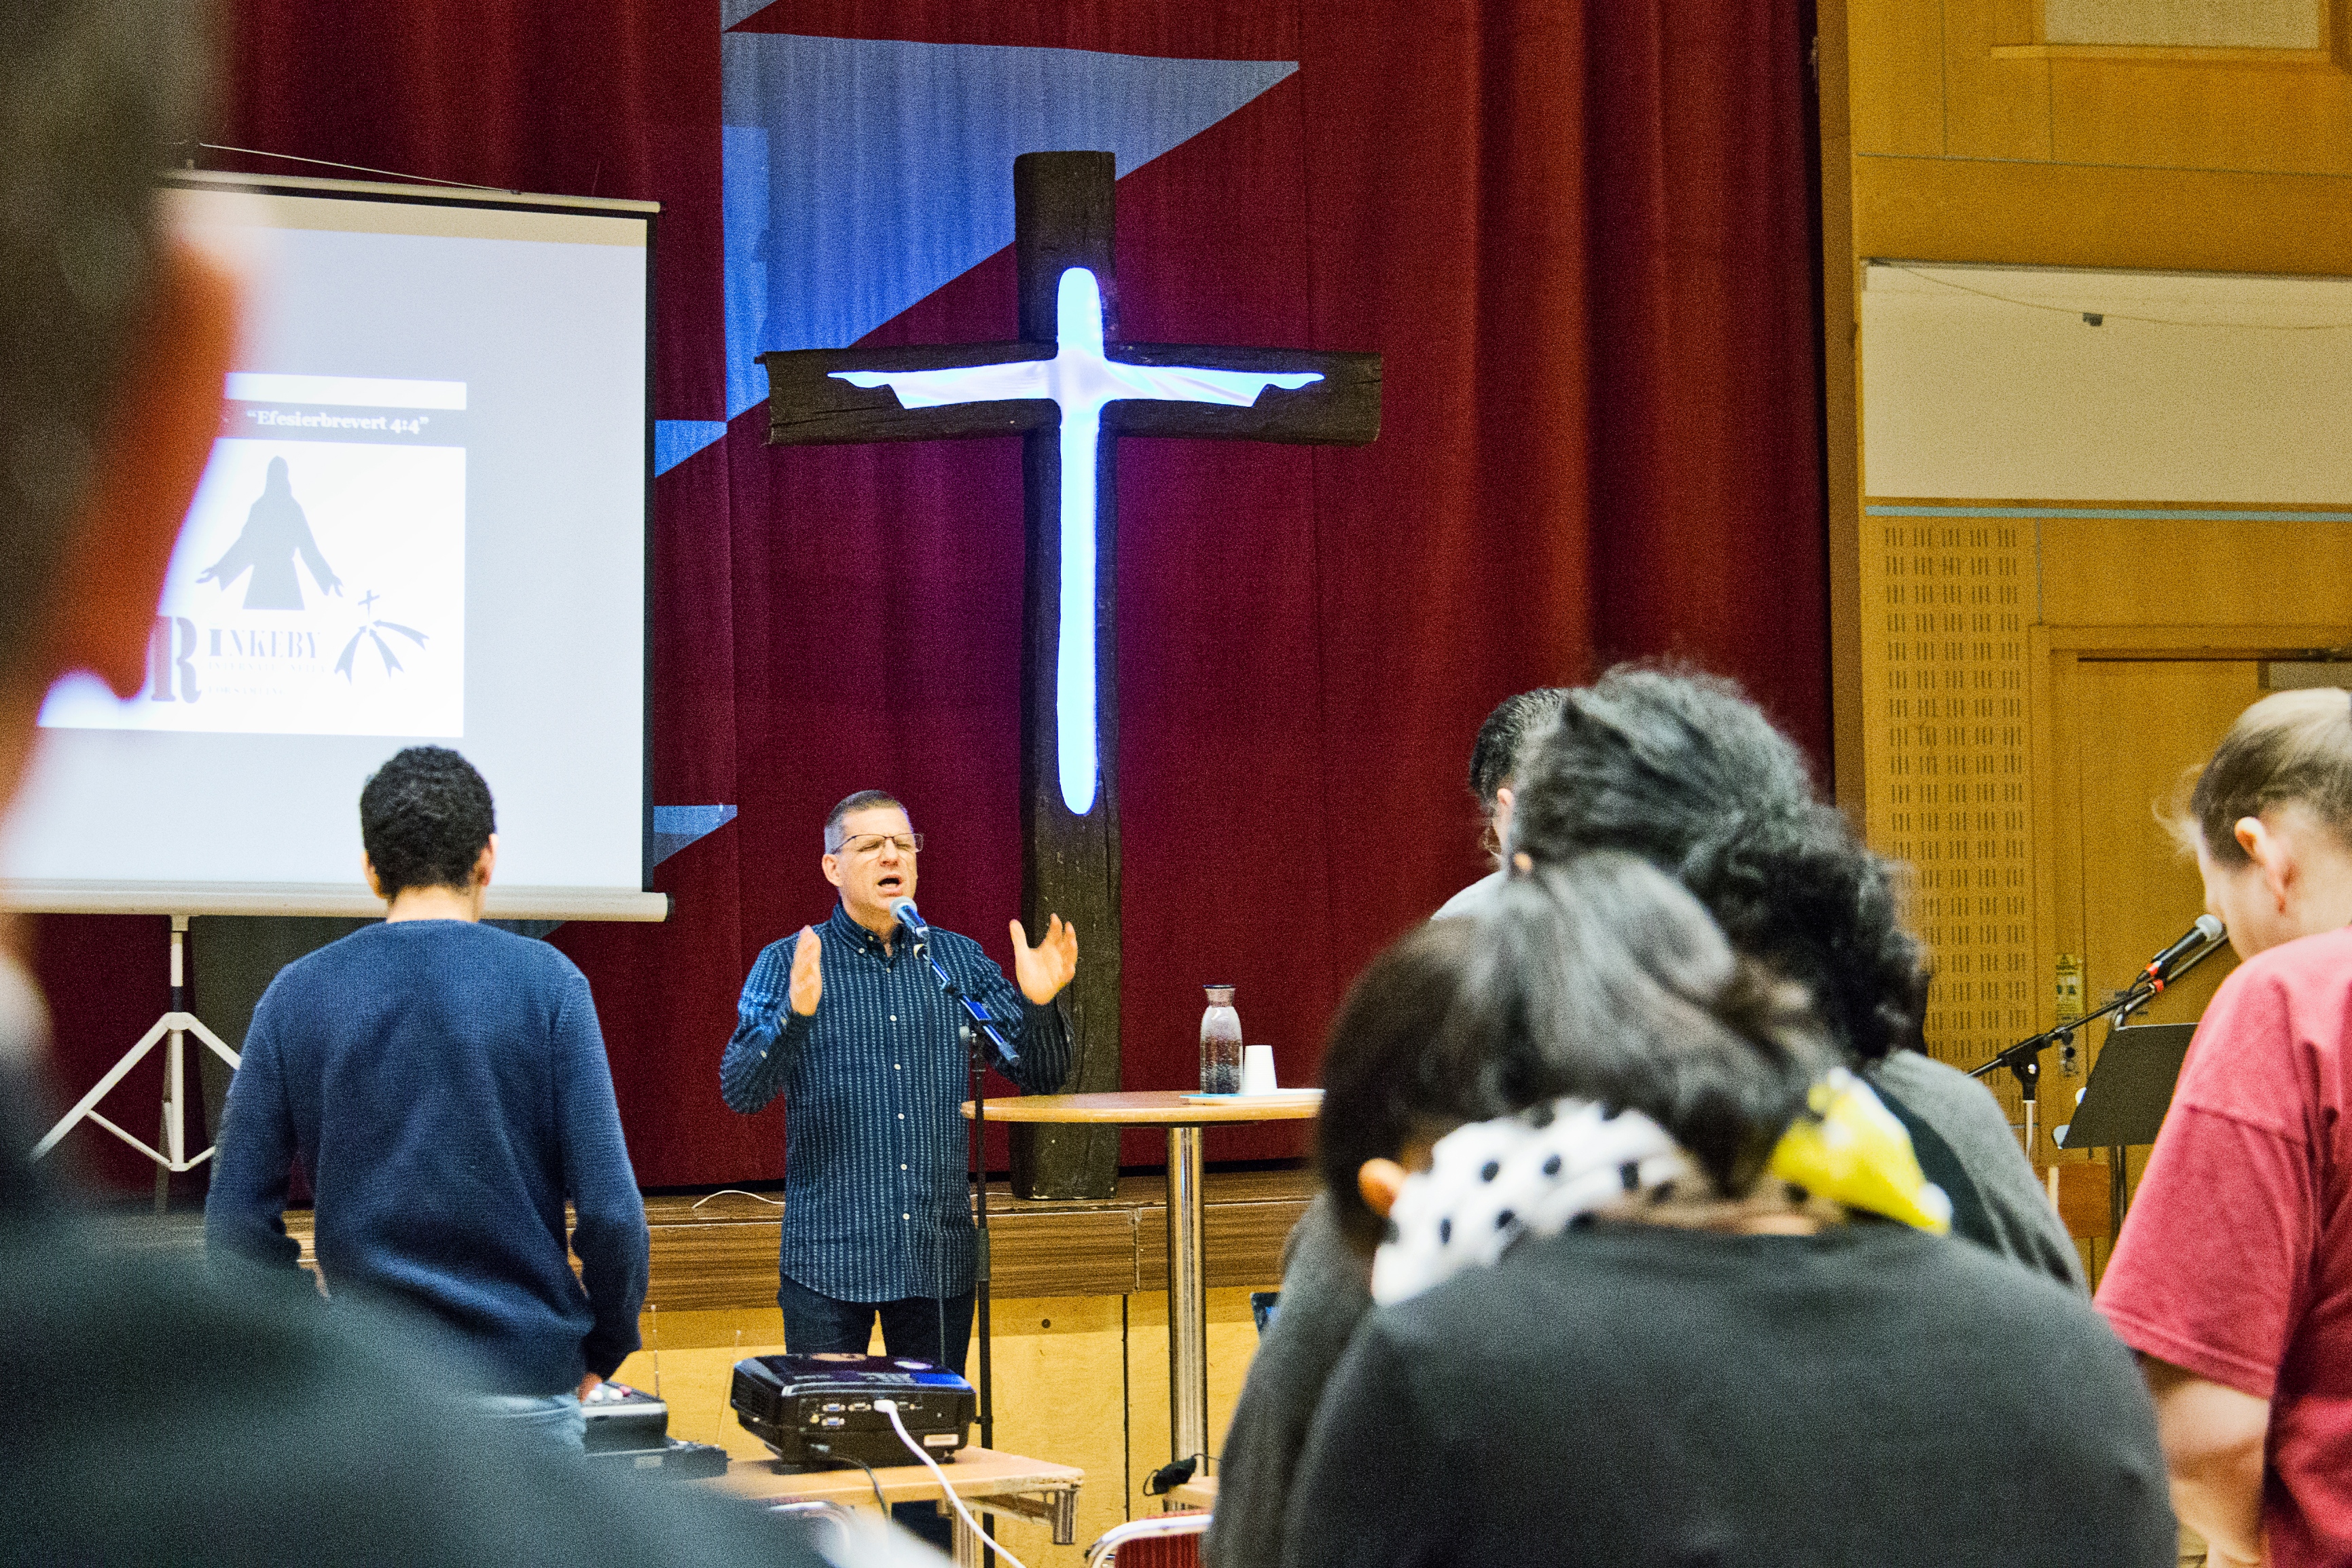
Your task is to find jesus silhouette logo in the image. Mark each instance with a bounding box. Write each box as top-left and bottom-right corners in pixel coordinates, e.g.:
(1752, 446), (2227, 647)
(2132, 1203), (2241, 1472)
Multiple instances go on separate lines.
(196, 456), (343, 610)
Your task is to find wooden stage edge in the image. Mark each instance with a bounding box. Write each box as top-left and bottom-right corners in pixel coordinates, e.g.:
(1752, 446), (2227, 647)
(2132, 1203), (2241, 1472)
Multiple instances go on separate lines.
(278, 1166), (1316, 1309)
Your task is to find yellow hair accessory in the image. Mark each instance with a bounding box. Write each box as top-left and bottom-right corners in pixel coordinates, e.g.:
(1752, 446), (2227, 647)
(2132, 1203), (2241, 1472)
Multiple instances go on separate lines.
(1766, 1068), (1953, 1234)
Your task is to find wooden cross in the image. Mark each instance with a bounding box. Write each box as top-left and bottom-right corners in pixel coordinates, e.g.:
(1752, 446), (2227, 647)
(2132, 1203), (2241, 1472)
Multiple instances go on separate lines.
(761, 150), (1380, 1199)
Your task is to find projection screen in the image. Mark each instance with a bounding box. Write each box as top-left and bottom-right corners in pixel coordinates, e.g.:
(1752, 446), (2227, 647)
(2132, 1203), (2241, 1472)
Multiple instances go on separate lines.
(0, 172), (664, 920)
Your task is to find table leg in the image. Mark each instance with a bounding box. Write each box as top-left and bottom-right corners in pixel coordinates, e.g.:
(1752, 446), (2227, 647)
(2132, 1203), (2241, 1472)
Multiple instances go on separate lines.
(952, 1503), (980, 1568)
(1165, 1124), (1208, 1470)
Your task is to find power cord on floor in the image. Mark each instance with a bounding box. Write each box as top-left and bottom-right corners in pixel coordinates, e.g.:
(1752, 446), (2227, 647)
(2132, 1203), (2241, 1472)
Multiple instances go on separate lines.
(691, 1189), (785, 1209)
(872, 1399), (1028, 1568)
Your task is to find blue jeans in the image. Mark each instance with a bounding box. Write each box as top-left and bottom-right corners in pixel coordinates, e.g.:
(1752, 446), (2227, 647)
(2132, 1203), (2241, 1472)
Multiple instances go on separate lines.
(477, 1391), (585, 1453)
(776, 1272), (975, 1374)
(776, 1273), (976, 1552)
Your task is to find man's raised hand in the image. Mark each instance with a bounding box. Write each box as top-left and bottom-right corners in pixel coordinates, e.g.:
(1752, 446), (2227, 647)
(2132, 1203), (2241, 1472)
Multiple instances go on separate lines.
(1010, 913), (1079, 1005)
(787, 925), (822, 1016)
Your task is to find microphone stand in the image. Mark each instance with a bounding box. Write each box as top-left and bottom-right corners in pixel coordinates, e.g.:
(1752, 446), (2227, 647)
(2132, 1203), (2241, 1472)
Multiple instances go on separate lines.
(1967, 932), (2229, 1158)
(908, 930), (1021, 1459)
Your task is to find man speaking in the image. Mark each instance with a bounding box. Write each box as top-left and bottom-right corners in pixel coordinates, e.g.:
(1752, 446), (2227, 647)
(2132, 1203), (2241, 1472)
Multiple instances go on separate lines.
(721, 790), (1077, 1371)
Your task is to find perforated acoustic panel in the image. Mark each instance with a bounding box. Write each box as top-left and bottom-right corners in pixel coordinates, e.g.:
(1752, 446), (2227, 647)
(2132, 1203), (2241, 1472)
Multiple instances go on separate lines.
(1860, 514), (2035, 1117)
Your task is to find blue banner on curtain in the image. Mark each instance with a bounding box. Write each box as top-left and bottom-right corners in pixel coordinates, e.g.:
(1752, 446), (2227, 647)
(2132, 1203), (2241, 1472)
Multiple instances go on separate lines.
(653, 31), (1299, 471)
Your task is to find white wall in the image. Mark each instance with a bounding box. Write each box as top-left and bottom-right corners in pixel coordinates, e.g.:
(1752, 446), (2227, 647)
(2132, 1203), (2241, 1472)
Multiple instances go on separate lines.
(1861, 260), (2352, 503)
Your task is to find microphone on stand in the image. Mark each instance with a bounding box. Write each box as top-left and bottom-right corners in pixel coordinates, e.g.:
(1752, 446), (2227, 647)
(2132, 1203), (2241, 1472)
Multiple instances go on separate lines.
(1972, 911), (2231, 1093)
(893, 898), (1021, 1068)
(2139, 914), (2227, 991)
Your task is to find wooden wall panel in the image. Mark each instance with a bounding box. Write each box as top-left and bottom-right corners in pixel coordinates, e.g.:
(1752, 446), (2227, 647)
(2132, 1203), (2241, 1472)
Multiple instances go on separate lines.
(979, 1294), (1134, 1568)
(2041, 519), (2352, 625)
(1944, 3), (2053, 159)
(1850, 2), (1948, 155)
(1851, 156), (2352, 274)
(1852, 0), (2352, 182)
(636, 1172), (1308, 1312)
(1859, 512), (2036, 1104)
(645, 1220), (782, 1312)
(2049, 59), (2352, 172)
(1124, 1288), (1272, 1513)
(988, 1207), (1141, 1297)
(1136, 1193), (1311, 1291)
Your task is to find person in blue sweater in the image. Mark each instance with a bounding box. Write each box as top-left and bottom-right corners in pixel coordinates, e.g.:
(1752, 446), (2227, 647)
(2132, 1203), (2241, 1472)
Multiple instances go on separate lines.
(207, 746), (651, 1448)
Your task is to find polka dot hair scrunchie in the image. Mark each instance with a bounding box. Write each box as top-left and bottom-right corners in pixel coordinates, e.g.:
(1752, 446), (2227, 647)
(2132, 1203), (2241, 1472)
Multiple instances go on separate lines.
(1369, 1071), (1951, 1307)
(1369, 1099), (1691, 1306)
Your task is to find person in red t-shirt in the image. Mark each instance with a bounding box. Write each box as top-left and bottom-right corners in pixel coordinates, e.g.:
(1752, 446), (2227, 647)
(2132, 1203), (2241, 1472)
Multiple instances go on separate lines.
(2099, 687), (2352, 1568)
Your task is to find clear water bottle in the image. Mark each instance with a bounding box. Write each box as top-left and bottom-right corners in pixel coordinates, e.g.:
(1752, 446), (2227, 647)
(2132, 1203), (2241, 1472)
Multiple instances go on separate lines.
(1200, 985), (1242, 1095)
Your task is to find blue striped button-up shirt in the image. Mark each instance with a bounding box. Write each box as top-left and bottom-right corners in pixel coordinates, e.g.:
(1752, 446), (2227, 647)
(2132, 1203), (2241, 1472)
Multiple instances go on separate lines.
(720, 901), (1072, 1302)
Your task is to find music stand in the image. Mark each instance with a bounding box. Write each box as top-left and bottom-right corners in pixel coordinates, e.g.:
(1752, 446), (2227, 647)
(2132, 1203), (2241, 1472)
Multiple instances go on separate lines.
(2058, 1022), (2196, 1241)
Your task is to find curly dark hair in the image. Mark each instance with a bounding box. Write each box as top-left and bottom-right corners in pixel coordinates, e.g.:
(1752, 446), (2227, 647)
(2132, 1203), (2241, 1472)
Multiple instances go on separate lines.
(1508, 665), (1928, 1062)
(1317, 854), (1835, 1248)
(359, 746), (496, 899)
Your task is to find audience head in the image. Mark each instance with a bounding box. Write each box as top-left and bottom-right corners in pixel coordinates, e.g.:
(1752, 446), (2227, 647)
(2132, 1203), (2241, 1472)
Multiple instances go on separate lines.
(360, 746), (498, 899)
(1465, 688), (1567, 855)
(1315, 916), (1483, 1250)
(2174, 687), (2352, 958)
(0, 0), (230, 804)
(1318, 853), (1835, 1250)
(1508, 664), (1927, 1063)
(0, 1), (226, 1213)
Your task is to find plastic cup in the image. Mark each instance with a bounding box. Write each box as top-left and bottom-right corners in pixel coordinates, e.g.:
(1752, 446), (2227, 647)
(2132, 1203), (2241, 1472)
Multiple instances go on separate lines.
(1241, 1044), (1279, 1095)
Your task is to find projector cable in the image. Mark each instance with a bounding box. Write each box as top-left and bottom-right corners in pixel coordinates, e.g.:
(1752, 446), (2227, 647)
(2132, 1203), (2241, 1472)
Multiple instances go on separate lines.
(804, 1442), (889, 1515)
(871, 1399), (1028, 1568)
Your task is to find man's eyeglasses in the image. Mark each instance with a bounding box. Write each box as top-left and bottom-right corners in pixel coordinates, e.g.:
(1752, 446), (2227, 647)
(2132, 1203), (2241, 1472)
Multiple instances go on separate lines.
(837, 833), (923, 858)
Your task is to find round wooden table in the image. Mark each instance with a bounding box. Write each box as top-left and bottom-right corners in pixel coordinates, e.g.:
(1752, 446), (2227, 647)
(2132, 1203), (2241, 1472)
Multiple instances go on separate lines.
(965, 1090), (1321, 1472)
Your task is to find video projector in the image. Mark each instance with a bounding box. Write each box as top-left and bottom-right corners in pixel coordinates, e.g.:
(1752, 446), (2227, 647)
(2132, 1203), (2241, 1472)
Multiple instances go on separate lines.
(731, 1352), (976, 1470)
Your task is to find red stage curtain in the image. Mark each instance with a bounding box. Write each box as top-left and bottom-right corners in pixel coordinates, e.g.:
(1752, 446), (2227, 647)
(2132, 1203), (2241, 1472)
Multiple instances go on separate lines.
(36, 0), (1823, 1188)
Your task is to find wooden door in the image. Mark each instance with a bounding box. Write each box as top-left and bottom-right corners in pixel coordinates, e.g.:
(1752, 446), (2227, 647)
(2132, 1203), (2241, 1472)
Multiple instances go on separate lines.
(2046, 653), (2266, 1275)
(2068, 658), (2253, 1026)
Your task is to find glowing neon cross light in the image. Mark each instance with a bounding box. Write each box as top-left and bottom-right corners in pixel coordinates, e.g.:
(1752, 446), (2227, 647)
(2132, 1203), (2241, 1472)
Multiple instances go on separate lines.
(833, 268), (1322, 814)
(758, 152), (1378, 1201)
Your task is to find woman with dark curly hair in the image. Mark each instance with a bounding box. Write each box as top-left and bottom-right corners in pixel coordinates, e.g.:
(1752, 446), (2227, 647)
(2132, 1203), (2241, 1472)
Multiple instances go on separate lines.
(1506, 663), (2084, 1290)
(1279, 857), (2171, 1568)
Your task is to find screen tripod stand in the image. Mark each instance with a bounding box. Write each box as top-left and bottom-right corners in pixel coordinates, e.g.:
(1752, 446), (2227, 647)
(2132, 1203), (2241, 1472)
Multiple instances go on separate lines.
(33, 916), (239, 1205)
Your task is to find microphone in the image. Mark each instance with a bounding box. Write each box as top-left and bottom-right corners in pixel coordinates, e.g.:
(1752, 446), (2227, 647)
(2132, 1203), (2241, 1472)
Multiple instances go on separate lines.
(2141, 915), (2226, 989)
(889, 898), (930, 942)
